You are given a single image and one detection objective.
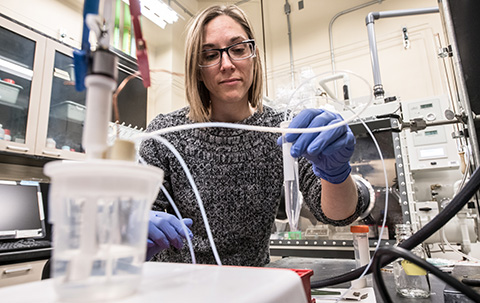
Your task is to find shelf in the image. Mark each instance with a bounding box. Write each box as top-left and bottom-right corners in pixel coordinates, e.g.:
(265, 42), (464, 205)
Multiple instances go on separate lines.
(0, 99), (27, 110)
(0, 57), (33, 81)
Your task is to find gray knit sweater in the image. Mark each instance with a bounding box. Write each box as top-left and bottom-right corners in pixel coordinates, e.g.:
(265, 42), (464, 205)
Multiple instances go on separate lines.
(139, 106), (365, 266)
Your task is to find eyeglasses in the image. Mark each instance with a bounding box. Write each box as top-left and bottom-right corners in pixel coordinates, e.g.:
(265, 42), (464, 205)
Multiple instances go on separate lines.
(199, 39), (256, 68)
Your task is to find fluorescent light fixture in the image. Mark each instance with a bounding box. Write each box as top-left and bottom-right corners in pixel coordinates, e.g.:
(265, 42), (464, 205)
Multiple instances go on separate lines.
(122, 0), (179, 29)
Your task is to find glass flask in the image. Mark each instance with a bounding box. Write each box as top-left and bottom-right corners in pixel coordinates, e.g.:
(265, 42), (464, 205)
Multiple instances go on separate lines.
(393, 224), (431, 298)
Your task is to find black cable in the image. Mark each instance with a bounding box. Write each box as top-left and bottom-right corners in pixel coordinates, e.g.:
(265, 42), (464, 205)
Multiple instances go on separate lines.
(372, 246), (480, 303)
(311, 165), (480, 288)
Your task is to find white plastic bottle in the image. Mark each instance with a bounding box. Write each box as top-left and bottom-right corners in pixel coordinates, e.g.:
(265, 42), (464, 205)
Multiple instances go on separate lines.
(0, 124), (4, 140)
(351, 225), (370, 288)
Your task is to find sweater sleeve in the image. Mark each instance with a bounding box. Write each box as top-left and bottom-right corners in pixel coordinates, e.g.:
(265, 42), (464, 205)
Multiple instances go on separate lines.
(298, 157), (366, 226)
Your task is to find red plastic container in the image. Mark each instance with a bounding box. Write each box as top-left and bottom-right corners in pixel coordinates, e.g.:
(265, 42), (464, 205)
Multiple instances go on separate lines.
(289, 268), (314, 303)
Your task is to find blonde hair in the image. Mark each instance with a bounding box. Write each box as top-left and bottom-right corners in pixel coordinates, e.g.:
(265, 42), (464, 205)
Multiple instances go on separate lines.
(184, 5), (263, 122)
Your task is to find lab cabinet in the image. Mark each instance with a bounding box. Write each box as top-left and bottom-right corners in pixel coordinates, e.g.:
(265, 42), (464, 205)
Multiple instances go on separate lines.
(35, 42), (86, 160)
(0, 15), (147, 161)
(0, 16), (45, 156)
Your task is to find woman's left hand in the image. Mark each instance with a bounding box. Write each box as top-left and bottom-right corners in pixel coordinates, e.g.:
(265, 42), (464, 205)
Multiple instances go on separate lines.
(279, 108), (355, 184)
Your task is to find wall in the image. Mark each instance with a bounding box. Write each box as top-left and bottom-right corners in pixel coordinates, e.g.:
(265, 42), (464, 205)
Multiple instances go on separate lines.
(260, 0), (446, 106)
(0, 0), (83, 48)
(0, 0), (447, 120)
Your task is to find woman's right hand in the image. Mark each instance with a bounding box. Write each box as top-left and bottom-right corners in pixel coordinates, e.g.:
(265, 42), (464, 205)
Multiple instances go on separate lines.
(146, 211), (193, 260)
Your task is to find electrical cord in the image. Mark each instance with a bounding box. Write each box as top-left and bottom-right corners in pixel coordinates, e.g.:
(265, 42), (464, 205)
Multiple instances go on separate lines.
(311, 165), (480, 288)
(372, 246), (480, 303)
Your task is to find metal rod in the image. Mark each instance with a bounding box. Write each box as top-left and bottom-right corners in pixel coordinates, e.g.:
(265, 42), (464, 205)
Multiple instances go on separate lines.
(169, 0), (193, 17)
(438, 0), (480, 168)
(260, 0), (268, 96)
(377, 7), (439, 19)
(329, 0), (382, 98)
(365, 7), (440, 101)
(284, 0), (295, 89)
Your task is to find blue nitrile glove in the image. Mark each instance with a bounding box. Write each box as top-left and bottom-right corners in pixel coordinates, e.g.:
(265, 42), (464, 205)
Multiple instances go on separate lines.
(146, 211), (193, 260)
(278, 108), (355, 184)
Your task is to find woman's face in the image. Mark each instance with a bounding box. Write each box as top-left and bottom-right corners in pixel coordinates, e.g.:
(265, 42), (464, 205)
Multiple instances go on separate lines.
(199, 15), (254, 107)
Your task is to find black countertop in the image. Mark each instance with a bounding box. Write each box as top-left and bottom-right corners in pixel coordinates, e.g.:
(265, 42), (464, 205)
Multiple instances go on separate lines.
(266, 257), (453, 303)
(0, 247), (51, 266)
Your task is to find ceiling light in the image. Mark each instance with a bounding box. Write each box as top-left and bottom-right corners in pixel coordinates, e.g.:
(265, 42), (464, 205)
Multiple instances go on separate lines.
(122, 0), (179, 29)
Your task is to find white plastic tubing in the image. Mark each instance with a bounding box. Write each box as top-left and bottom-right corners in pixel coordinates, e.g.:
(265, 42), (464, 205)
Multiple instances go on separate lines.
(134, 71), (390, 267)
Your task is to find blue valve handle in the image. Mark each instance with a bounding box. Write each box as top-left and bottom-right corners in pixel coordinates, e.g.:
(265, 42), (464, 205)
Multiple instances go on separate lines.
(73, 0), (100, 92)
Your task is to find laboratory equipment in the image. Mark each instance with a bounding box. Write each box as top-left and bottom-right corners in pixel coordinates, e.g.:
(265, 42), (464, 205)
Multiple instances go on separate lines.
(41, 0), (162, 301)
(365, 6), (440, 101)
(44, 160), (163, 301)
(393, 224), (430, 298)
(281, 121), (303, 231)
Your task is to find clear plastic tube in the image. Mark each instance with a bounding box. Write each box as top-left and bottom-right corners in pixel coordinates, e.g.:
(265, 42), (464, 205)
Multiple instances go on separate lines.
(281, 121), (303, 231)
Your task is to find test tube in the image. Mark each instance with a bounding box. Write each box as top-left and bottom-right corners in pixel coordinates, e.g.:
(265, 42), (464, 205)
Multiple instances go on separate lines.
(281, 121), (303, 231)
(351, 225), (370, 288)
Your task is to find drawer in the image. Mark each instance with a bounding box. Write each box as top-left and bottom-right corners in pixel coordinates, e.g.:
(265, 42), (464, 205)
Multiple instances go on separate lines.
(0, 259), (47, 288)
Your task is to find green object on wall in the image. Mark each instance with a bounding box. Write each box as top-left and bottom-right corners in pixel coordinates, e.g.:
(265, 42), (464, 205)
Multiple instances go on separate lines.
(123, 2), (131, 53)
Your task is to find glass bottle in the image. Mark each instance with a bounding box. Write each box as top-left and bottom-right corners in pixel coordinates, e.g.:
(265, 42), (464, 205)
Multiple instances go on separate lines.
(393, 224), (430, 298)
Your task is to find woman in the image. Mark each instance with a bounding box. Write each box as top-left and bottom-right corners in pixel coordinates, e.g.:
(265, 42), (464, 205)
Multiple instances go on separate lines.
(140, 5), (365, 266)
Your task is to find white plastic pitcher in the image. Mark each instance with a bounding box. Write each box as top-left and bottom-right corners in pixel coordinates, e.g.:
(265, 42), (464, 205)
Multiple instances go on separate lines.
(44, 159), (163, 302)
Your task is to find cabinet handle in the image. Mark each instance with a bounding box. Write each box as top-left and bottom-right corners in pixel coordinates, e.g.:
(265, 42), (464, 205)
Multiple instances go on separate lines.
(6, 145), (29, 152)
(42, 150), (61, 157)
(4, 266), (32, 274)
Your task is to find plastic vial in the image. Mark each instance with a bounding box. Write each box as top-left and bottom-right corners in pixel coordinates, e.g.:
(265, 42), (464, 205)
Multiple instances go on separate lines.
(280, 121), (303, 231)
(4, 129), (11, 141)
(393, 224), (430, 298)
(351, 225), (370, 288)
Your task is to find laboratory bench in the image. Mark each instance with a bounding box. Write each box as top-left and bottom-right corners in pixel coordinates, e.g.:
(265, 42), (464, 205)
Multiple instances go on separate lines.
(0, 261), (308, 303)
(0, 256), (475, 302)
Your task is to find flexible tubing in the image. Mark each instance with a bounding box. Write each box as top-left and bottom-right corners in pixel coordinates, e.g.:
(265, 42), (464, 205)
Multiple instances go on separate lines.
(334, 105), (389, 302)
(373, 246), (480, 303)
(311, 165), (480, 288)
(140, 135), (222, 266)
(284, 70), (374, 121)
(160, 184), (197, 264)
(138, 157), (196, 263)
(134, 72), (373, 140)
(441, 227), (480, 262)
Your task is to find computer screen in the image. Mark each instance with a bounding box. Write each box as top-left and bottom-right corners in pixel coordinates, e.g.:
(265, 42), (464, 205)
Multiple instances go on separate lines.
(0, 180), (46, 239)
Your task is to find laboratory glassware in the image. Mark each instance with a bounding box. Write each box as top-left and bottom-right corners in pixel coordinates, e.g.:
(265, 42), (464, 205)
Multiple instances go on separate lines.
(44, 159), (163, 302)
(393, 223), (431, 298)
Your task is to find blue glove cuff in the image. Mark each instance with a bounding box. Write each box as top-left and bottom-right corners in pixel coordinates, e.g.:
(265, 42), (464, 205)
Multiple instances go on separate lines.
(313, 162), (352, 184)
